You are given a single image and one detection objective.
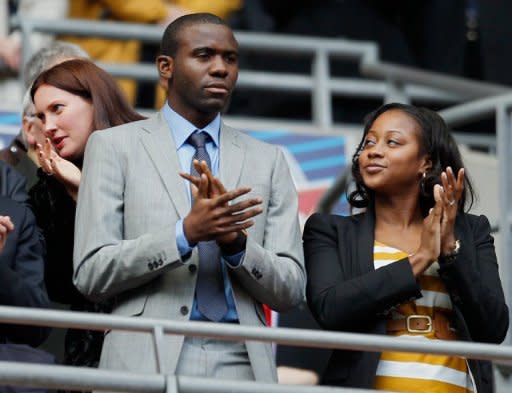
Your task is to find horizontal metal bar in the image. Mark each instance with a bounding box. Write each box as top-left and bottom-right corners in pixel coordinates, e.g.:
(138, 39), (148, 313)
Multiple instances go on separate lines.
(0, 362), (165, 392)
(440, 92), (512, 127)
(21, 18), (164, 43)
(361, 61), (510, 99)
(329, 78), (461, 103)
(21, 18), (376, 58)
(177, 376), (383, 393)
(100, 62), (461, 103)
(0, 306), (511, 363)
(0, 362), (382, 393)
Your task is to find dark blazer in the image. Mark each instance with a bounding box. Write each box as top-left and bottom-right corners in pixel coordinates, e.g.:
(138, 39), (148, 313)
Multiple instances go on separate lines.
(0, 135), (39, 193)
(303, 210), (509, 393)
(0, 160), (29, 206)
(0, 195), (50, 346)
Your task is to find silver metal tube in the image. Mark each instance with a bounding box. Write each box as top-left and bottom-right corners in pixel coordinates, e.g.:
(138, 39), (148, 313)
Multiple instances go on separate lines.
(440, 92), (512, 126)
(178, 376), (386, 393)
(362, 61), (509, 99)
(312, 49), (332, 129)
(0, 362), (165, 392)
(0, 361), (395, 393)
(0, 306), (511, 363)
(153, 325), (166, 373)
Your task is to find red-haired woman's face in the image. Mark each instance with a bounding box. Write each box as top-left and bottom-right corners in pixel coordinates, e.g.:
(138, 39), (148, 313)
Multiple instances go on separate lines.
(34, 84), (94, 162)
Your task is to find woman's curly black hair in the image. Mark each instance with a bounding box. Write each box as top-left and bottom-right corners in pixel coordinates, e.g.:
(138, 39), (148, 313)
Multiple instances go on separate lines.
(348, 103), (475, 217)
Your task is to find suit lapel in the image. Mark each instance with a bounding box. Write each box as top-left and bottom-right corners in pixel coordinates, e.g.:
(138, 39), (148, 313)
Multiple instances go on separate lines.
(356, 210), (376, 274)
(139, 113), (189, 218)
(219, 123), (244, 190)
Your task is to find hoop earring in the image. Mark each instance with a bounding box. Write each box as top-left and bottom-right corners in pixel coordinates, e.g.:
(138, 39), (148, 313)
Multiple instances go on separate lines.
(420, 172), (427, 194)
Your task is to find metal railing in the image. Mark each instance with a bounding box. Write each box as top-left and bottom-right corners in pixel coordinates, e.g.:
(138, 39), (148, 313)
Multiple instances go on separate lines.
(0, 305), (511, 392)
(16, 18), (510, 130)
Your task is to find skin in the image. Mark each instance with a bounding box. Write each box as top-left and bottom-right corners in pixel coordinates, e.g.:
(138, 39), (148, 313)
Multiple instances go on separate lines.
(34, 84), (94, 162)
(358, 109), (464, 276)
(34, 84), (94, 201)
(23, 56), (78, 166)
(157, 23), (239, 129)
(157, 22), (261, 247)
(22, 104), (46, 166)
(0, 216), (14, 253)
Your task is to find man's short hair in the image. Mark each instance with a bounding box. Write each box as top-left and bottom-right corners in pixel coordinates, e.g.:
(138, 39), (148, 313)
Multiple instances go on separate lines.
(23, 41), (89, 89)
(21, 89), (35, 117)
(160, 13), (229, 57)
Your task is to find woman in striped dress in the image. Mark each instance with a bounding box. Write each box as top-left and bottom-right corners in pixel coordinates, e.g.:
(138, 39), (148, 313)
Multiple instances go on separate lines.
(303, 103), (508, 393)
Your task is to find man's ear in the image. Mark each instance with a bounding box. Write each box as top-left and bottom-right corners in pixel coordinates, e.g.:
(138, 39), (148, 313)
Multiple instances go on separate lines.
(22, 117), (36, 146)
(157, 55), (173, 80)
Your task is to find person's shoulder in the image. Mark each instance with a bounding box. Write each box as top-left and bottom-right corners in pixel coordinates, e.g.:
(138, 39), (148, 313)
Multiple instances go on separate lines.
(0, 134), (26, 167)
(94, 116), (153, 139)
(457, 211), (493, 232)
(0, 194), (27, 220)
(305, 212), (365, 233)
(0, 160), (29, 201)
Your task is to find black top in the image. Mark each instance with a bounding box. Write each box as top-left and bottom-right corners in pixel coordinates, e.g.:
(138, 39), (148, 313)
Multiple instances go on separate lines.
(29, 169), (108, 367)
(30, 169), (83, 305)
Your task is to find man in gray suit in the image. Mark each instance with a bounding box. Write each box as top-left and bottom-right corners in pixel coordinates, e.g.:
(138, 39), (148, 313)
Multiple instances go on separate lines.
(73, 13), (305, 383)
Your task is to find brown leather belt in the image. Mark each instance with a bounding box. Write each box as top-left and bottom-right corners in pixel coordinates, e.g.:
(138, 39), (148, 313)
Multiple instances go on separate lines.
(386, 313), (457, 340)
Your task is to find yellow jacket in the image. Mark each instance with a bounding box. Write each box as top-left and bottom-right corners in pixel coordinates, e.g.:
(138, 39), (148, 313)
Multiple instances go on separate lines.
(63, 0), (168, 103)
(171, 0), (241, 20)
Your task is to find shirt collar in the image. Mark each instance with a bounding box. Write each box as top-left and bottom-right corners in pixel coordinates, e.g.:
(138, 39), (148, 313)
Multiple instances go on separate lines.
(161, 103), (220, 149)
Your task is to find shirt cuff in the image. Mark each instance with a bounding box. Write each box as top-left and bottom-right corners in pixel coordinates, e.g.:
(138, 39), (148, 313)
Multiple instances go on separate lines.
(176, 219), (194, 257)
(223, 251), (245, 268)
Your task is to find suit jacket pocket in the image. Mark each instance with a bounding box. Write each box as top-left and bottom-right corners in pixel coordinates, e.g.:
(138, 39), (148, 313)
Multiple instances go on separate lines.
(113, 293), (149, 317)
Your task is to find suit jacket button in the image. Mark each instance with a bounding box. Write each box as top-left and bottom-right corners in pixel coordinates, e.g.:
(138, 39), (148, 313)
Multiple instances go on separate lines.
(180, 306), (189, 316)
(148, 262), (154, 271)
(188, 264), (197, 273)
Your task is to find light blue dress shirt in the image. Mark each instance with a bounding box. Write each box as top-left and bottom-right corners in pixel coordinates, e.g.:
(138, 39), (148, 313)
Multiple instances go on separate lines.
(162, 103), (241, 322)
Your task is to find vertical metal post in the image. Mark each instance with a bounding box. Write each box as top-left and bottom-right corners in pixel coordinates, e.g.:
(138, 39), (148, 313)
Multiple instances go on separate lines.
(152, 325), (166, 374)
(384, 80), (409, 104)
(496, 104), (512, 344)
(312, 49), (332, 130)
(166, 376), (178, 393)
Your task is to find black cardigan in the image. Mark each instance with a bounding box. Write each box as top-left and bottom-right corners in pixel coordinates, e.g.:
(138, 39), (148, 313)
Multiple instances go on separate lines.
(303, 210), (509, 392)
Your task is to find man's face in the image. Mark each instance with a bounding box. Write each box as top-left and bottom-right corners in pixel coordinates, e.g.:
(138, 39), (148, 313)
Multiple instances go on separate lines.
(22, 104), (46, 148)
(166, 23), (239, 126)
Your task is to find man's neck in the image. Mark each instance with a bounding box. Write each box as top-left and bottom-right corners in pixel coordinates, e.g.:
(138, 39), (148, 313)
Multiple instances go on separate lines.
(166, 101), (219, 130)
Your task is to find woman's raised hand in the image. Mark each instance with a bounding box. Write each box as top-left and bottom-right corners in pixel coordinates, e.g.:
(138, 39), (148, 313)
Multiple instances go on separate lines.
(409, 184), (444, 276)
(37, 138), (81, 201)
(439, 167), (464, 255)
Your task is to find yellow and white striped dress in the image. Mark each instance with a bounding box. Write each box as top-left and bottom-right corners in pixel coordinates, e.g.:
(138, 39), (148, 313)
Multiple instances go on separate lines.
(373, 241), (475, 393)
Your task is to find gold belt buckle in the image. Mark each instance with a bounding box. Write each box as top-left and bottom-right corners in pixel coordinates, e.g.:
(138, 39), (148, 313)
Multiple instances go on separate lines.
(406, 315), (433, 333)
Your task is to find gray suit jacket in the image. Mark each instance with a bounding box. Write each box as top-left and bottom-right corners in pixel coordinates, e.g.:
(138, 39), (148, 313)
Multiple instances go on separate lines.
(73, 113), (305, 381)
